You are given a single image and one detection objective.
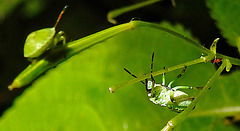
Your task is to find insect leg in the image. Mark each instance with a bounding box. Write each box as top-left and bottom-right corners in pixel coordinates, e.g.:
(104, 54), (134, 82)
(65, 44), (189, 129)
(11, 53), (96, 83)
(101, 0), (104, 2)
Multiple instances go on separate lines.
(162, 67), (166, 86)
(172, 86), (203, 90)
(60, 31), (66, 45)
(177, 65), (187, 79)
(54, 31), (66, 46)
(168, 66), (187, 87)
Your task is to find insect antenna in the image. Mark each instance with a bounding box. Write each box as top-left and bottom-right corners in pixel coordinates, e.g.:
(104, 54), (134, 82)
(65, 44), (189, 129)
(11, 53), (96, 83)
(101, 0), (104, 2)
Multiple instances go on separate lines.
(124, 68), (145, 85)
(54, 5), (68, 28)
(150, 52), (155, 83)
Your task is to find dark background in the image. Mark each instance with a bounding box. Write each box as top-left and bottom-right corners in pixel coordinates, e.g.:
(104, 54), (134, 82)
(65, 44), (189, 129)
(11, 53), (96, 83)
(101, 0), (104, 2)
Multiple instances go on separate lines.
(0, 0), (239, 116)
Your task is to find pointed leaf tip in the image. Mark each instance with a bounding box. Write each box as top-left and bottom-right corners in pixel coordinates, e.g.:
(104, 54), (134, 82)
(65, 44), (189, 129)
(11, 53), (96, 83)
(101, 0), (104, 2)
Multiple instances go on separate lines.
(210, 38), (220, 55)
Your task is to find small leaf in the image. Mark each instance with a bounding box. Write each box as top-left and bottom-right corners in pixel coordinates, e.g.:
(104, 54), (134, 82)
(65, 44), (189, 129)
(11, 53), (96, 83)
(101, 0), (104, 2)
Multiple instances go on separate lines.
(210, 38), (219, 55)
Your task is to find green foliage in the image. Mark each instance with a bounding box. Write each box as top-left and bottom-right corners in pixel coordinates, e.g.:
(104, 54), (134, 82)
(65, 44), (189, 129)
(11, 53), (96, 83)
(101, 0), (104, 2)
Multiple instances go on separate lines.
(207, 0), (240, 47)
(1, 21), (240, 130)
(2, 0), (240, 130)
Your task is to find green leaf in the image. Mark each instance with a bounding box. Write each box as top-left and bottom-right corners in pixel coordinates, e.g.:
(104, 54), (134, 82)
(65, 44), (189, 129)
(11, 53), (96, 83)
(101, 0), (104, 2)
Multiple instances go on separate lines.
(0, 22), (239, 130)
(207, 0), (240, 47)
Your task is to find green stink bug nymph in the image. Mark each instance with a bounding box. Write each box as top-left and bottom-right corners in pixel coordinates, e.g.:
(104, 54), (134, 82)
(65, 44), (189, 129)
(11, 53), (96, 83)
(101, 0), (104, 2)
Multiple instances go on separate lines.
(24, 5), (68, 59)
(124, 52), (201, 113)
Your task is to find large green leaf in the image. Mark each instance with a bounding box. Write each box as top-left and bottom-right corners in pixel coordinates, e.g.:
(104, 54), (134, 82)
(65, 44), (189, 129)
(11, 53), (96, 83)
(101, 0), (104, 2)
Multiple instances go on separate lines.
(207, 0), (240, 47)
(0, 22), (239, 130)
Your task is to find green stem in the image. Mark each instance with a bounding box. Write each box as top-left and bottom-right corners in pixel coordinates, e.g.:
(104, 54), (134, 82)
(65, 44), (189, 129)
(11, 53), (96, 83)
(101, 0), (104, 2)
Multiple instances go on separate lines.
(131, 21), (212, 55)
(109, 55), (214, 93)
(109, 22), (240, 92)
(217, 53), (240, 65)
(189, 106), (240, 118)
(161, 59), (228, 131)
(9, 21), (240, 90)
(107, 0), (162, 24)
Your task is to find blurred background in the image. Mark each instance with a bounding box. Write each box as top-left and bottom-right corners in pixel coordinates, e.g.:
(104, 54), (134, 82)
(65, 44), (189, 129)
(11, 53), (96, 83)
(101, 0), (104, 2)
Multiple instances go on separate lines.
(0, 0), (238, 116)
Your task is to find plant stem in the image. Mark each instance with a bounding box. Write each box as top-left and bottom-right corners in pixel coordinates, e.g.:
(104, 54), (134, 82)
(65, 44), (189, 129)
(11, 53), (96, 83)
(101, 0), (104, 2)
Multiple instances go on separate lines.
(160, 58), (229, 131)
(109, 55), (213, 93)
(131, 21), (212, 55)
(189, 106), (240, 118)
(9, 21), (240, 90)
(107, 0), (162, 24)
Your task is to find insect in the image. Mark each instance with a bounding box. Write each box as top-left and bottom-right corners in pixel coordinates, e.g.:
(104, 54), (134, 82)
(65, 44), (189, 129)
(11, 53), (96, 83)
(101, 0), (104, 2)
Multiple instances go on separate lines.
(24, 5), (68, 59)
(211, 57), (223, 64)
(124, 52), (199, 113)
